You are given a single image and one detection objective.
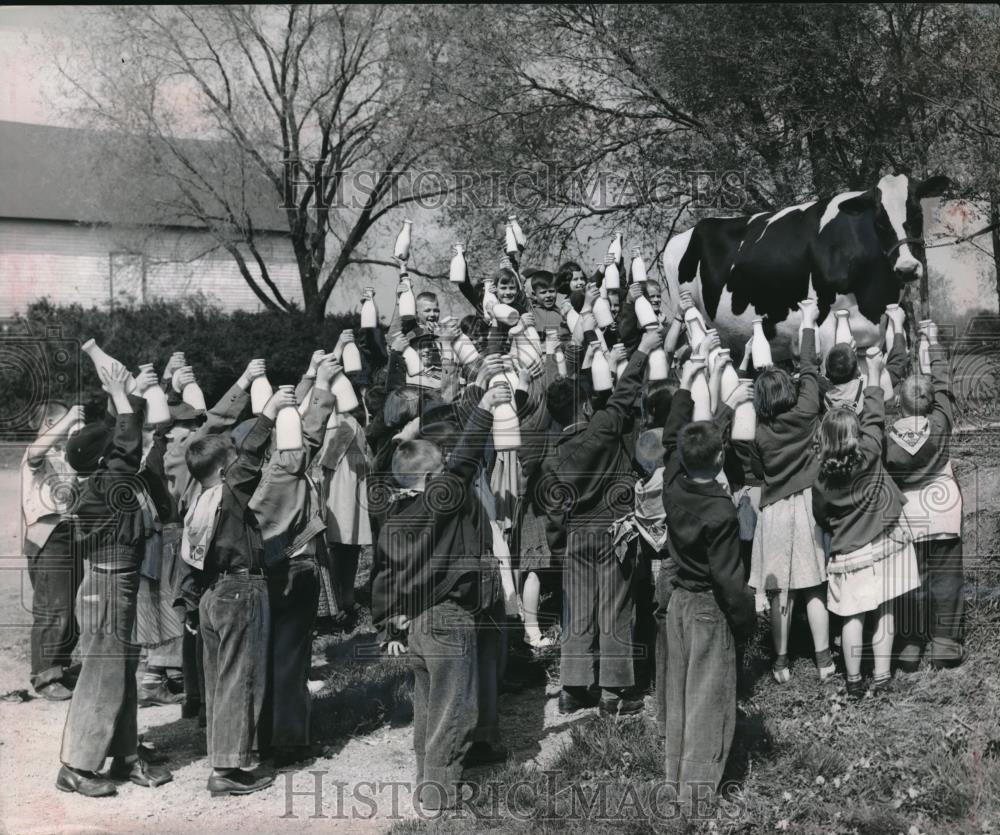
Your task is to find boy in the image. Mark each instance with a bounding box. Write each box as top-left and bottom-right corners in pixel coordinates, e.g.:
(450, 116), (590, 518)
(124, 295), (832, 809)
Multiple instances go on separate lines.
(58, 363), (174, 797)
(250, 358), (338, 767)
(372, 383), (511, 812)
(660, 360), (755, 809)
(541, 326), (663, 716)
(175, 386), (296, 796)
(22, 401), (84, 700)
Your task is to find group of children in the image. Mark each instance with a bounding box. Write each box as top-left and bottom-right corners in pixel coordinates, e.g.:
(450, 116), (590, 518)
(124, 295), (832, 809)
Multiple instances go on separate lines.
(22, 247), (965, 812)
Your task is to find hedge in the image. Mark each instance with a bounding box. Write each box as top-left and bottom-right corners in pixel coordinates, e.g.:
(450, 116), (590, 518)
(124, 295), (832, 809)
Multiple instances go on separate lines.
(0, 296), (359, 440)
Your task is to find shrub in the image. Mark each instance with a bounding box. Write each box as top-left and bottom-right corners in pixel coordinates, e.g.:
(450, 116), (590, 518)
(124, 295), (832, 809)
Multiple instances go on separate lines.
(0, 296), (360, 439)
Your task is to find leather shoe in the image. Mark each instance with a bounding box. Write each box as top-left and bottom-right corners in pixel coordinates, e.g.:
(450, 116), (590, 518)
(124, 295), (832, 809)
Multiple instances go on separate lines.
(207, 768), (275, 797)
(598, 696), (645, 717)
(109, 757), (173, 787)
(463, 741), (509, 767)
(37, 682), (73, 701)
(139, 683), (184, 707)
(557, 687), (598, 715)
(137, 743), (169, 765)
(56, 765), (117, 797)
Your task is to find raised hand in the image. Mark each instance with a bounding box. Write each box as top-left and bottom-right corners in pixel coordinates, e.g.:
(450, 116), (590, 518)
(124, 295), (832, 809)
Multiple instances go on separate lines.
(262, 387), (297, 421)
(307, 349), (327, 377)
(134, 365), (159, 395)
(608, 342), (628, 367)
(724, 381), (754, 409)
(163, 352), (186, 380)
(481, 382), (513, 411)
(100, 362), (132, 398)
(390, 332), (410, 354)
(628, 281), (645, 302)
(315, 356), (342, 390)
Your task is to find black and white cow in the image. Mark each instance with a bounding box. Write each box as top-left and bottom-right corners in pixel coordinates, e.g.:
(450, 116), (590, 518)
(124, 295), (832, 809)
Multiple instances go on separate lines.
(661, 173), (950, 356)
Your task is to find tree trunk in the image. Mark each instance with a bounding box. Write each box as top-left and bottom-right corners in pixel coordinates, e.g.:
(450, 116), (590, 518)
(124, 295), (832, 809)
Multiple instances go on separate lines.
(991, 190), (1000, 313)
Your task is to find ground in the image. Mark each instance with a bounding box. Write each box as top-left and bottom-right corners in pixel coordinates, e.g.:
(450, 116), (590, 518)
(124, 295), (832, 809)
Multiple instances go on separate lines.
(0, 429), (999, 835)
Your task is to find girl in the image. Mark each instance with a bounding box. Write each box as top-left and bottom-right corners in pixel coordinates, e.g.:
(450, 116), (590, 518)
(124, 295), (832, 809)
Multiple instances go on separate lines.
(885, 320), (964, 670)
(813, 352), (919, 699)
(743, 305), (833, 683)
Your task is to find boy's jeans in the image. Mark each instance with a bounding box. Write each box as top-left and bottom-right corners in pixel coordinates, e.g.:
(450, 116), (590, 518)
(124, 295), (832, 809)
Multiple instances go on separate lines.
(60, 566), (139, 771)
(200, 574), (269, 769)
(663, 587), (736, 809)
(408, 600), (478, 810)
(27, 523), (82, 691)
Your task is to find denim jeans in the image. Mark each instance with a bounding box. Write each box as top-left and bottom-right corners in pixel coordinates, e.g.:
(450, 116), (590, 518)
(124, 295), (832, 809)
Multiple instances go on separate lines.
(560, 528), (636, 689)
(664, 587), (736, 807)
(60, 566), (140, 771)
(408, 600), (478, 810)
(473, 600), (505, 744)
(200, 575), (269, 769)
(259, 557), (319, 753)
(26, 522), (82, 690)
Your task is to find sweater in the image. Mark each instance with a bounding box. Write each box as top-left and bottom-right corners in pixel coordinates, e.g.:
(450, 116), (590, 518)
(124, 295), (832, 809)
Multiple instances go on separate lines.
(812, 387), (906, 555)
(744, 327), (821, 507)
(661, 389), (754, 640)
(884, 343), (954, 490)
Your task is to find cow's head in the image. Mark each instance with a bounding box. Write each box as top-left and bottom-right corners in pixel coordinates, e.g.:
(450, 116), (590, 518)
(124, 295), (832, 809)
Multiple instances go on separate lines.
(837, 173), (950, 281)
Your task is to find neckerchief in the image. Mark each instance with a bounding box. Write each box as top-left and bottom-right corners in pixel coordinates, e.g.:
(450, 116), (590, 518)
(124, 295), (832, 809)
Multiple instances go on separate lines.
(180, 483), (223, 570)
(889, 415), (931, 456)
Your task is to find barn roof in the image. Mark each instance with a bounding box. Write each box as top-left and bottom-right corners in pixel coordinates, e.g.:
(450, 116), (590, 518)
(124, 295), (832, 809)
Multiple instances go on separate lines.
(0, 120), (289, 233)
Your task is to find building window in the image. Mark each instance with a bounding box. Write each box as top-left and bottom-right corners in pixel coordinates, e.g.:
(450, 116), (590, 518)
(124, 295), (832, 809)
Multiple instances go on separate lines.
(109, 251), (146, 307)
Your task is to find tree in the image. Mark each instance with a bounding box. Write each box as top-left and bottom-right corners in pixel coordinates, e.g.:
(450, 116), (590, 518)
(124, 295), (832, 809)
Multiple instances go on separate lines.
(56, 5), (468, 321)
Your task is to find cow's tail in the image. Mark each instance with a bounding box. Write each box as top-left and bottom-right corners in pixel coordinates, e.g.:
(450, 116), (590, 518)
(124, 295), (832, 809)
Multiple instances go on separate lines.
(661, 227), (695, 314)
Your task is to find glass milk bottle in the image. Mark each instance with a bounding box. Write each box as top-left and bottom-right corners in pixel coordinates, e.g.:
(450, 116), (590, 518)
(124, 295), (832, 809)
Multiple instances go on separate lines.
(751, 317), (773, 368)
(630, 246), (647, 283)
(81, 339), (136, 393)
(394, 219), (412, 261)
(798, 299), (820, 354)
(690, 359), (712, 421)
(249, 360), (272, 415)
(591, 350), (614, 392)
(275, 385), (303, 451)
(360, 289), (378, 329)
(833, 310), (853, 345)
(449, 244), (467, 284)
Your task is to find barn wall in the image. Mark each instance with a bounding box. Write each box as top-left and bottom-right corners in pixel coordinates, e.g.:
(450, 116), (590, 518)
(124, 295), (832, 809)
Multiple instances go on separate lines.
(0, 219), (302, 317)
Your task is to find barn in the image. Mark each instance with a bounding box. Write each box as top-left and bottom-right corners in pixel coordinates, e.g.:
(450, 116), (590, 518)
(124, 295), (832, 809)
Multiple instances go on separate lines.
(0, 120), (303, 318)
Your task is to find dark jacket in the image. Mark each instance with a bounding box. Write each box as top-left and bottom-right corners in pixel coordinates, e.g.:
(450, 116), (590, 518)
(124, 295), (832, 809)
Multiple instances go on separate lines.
(72, 395), (172, 568)
(813, 388), (905, 555)
(661, 389), (755, 640)
(539, 346), (647, 561)
(371, 405), (494, 631)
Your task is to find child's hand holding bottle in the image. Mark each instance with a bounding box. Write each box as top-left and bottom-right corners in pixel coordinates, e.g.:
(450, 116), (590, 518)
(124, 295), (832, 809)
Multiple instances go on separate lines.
(262, 387), (297, 421)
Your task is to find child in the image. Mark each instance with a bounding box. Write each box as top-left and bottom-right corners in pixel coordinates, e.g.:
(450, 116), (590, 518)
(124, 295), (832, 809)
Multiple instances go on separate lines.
(741, 305), (832, 683)
(58, 363), (174, 797)
(541, 326), (663, 717)
(371, 384), (511, 812)
(812, 352), (919, 699)
(250, 358), (339, 767)
(22, 401), (84, 701)
(176, 387), (296, 796)
(885, 321), (964, 669)
(660, 360), (755, 808)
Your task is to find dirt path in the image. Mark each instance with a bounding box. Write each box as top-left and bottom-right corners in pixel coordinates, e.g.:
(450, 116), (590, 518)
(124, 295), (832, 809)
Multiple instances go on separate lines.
(0, 467), (589, 835)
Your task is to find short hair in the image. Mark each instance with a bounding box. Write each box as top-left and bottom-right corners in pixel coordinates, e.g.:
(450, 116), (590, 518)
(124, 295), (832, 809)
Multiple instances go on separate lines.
(392, 440), (444, 488)
(642, 381), (673, 429)
(898, 374), (934, 417)
(645, 281), (662, 297)
(815, 407), (863, 481)
(528, 270), (554, 291)
(418, 421), (461, 458)
(635, 429), (666, 477)
(677, 421), (723, 477)
(546, 378), (585, 427)
(185, 435), (236, 483)
(825, 344), (858, 385)
(415, 292), (438, 305)
(383, 386), (422, 430)
(754, 367), (797, 420)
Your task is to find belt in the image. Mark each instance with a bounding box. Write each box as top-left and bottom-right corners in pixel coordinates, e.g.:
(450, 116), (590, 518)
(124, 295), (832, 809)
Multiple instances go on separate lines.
(216, 567), (265, 578)
(91, 564), (137, 575)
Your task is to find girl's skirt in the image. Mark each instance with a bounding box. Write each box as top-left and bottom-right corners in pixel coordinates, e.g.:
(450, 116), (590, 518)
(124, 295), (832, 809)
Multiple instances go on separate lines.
(750, 487), (827, 598)
(827, 523), (920, 617)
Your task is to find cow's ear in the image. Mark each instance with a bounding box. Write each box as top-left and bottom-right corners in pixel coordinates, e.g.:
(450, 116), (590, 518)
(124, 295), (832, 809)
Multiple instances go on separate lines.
(914, 175), (951, 200)
(837, 191), (876, 216)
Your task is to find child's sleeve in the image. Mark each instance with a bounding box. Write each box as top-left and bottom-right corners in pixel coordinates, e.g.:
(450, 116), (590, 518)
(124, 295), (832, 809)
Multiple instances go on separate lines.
(661, 388), (694, 480)
(193, 383), (250, 441)
(358, 325), (390, 374)
(794, 328), (821, 414)
(617, 295), (641, 354)
(927, 344), (954, 437)
(858, 387), (886, 467)
(102, 397), (145, 475)
(706, 513), (755, 641)
(885, 335), (911, 388)
(443, 404), (493, 484)
(300, 386), (337, 459)
(225, 414), (274, 509)
(588, 345), (647, 436)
